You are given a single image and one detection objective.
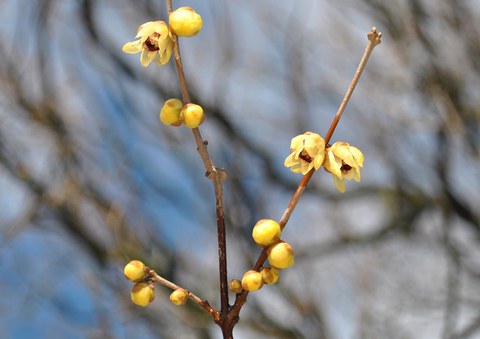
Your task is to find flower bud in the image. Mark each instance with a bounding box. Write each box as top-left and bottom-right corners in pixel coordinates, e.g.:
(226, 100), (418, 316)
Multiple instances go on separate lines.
(260, 267), (279, 285)
(170, 288), (188, 306)
(124, 260), (147, 282)
(267, 241), (295, 269)
(252, 219), (282, 247)
(229, 279), (243, 294)
(169, 7), (203, 37)
(160, 98), (183, 126)
(241, 270), (263, 292)
(130, 282), (155, 307)
(181, 103), (205, 128)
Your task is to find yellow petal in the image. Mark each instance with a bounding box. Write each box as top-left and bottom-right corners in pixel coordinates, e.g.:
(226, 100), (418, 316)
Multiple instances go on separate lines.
(343, 166), (361, 182)
(313, 151), (325, 170)
(300, 159), (310, 175)
(140, 50), (157, 67)
(333, 175), (346, 192)
(324, 150), (342, 178)
(349, 146), (364, 168)
(284, 152), (298, 167)
(332, 143), (356, 168)
(290, 135), (305, 151)
(343, 169), (356, 181)
(122, 40), (142, 54)
(158, 41), (174, 64)
(136, 21), (167, 39)
(353, 167), (361, 182)
(290, 162), (302, 173)
(306, 160), (315, 174)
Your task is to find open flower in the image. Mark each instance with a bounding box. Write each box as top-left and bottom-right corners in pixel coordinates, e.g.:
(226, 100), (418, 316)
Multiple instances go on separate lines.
(284, 132), (326, 175)
(122, 21), (174, 67)
(323, 142), (364, 192)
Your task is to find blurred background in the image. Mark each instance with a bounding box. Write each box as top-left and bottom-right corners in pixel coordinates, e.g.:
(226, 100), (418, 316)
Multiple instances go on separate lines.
(1, 0), (479, 338)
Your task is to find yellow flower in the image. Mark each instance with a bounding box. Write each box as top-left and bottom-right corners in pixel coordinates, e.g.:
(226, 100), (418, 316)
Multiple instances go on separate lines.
(323, 142), (364, 193)
(284, 132), (326, 175)
(122, 21), (174, 67)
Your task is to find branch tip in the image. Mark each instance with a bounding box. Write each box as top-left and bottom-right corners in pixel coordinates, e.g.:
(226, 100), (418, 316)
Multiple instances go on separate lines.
(368, 27), (382, 46)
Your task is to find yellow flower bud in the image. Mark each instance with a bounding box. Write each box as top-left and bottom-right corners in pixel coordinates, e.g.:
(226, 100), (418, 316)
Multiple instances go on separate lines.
(160, 98), (183, 126)
(260, 267), (279, 285)
(169, 288), (188, 306)
(124, 260), (147, 282)
(241, 270), (263, 292)
(267, 242), (295, 269)
(130, 282), (155, 307)
(181, 103), (205, 128)
(252, 219), (282, 247)
(169, 7), (203, 37)
(229, 279), (243, 294)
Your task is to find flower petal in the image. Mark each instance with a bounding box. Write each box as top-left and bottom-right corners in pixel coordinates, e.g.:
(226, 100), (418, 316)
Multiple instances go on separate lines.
(349, 146), (364, 168)
(333, 175), (346, 193)
(122, 40), (143, 54)
(140, 50), (157, 67)
(136, 21), (167, 39)
(324, 150), (342, 178)
(158, 40), (174, 64)
(290, 135), (305, 151)
(300, 159), (310, 175)
(352, 167), (361, 182)
(284, 153), (298, 167)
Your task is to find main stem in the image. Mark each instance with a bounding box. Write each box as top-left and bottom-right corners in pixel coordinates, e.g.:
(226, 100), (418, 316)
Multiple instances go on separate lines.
(167, 0), (230, 323)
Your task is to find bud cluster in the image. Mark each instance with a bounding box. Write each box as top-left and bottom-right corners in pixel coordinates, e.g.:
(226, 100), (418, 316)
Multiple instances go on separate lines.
(160, 99), (205, 129)
(231, 219), (295, 294)
(124, 260), (155, 307)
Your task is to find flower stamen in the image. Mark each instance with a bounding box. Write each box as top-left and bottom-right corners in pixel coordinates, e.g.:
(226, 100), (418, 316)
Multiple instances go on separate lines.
(299, 150), (313, 163)
(340, 163), (352, 174)
(144, 37), (160, 51)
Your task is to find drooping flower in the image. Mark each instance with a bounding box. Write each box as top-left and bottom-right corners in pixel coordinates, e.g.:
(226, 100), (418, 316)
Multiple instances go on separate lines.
(122, 21), (174, 67)
(323, 142), (364, 192)
(284, 132), (326, 175)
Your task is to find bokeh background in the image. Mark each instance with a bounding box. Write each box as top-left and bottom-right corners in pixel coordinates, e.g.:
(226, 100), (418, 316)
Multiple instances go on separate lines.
(1, 0), (479, 338)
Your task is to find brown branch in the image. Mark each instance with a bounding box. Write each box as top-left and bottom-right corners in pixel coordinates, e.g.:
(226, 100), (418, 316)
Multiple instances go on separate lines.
(148, 269), (220, 322)
(324, 27), (382, 144)
(229, 27), (382, 325)
(166, 0), (230, 326)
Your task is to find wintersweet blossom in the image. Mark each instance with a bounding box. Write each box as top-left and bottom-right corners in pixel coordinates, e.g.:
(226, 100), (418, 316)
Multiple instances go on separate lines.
(122, 21), (174, 67)
(323, 141), (364, 192)
(284, 132), (326, 175)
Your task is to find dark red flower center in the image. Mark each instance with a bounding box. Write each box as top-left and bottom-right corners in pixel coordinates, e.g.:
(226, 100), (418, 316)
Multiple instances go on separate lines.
(340, 163), (352, 174)
(144, 37), (159, 51)
(299, 150), (313, 163)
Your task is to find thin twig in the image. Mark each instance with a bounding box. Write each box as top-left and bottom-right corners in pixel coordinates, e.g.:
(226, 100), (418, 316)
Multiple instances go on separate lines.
(324, 27), (382, 144)
(166, 0), (230, 322)
(230, 27), (382, 319)
(148, 269), (220, 322)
